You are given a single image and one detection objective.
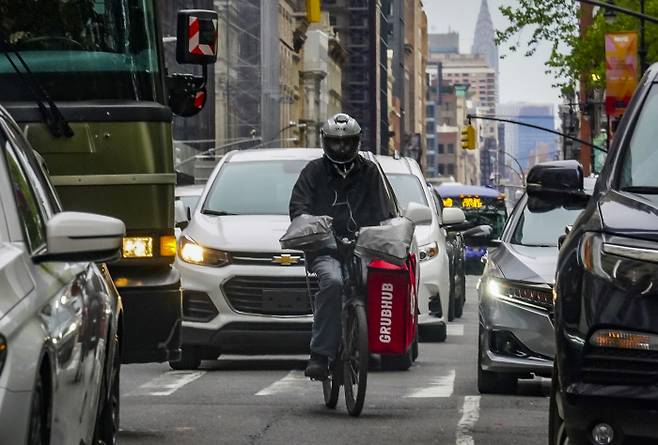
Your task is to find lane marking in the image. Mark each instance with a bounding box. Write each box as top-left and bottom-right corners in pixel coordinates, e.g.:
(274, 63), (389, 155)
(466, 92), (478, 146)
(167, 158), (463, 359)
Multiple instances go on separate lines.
(407, 369), (455, 398)
(456, 395), (481, 445)
(447, 324), (464, 336)
(128, 371), (206, 396)
(255, 370), (311, 396)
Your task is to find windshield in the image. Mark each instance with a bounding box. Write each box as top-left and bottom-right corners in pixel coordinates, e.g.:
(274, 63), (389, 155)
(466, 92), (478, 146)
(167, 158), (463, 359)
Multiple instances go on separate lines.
(511, 201), (584, 247)
(0, 0), (163, 102)
(387, 174), (428, 210)
(620, 85), (658, 196)
(464, 209), (507, 239)
(203, 160), (310, 215)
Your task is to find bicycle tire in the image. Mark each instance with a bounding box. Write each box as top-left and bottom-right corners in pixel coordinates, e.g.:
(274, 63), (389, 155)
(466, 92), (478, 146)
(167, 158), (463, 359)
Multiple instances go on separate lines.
(343, 304), (368, 417)
(323, 360), (341, 409)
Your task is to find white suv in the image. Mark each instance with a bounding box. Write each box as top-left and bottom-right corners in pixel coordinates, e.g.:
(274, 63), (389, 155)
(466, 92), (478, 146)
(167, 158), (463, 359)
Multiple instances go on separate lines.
(174, 148), (422, 369)
(376, 155), (465, 341)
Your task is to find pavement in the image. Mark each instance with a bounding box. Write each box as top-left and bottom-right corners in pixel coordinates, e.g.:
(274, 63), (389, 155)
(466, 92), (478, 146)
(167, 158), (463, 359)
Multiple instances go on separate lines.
(120, 276), (551, 445)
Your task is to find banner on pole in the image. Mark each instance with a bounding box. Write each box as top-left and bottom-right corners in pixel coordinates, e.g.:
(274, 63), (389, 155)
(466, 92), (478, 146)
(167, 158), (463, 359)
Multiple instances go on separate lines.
(605, 32), (638, 117)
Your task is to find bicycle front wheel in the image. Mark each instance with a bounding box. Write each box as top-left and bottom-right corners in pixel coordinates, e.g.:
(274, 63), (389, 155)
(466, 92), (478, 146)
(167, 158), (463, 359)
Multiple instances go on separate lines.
(322, 360), (341, 409)
(343, 304), (368, 417)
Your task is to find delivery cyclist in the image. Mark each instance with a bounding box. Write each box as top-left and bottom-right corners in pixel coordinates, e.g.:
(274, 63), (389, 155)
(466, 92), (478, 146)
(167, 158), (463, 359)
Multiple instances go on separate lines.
(289, 113), (395, 380)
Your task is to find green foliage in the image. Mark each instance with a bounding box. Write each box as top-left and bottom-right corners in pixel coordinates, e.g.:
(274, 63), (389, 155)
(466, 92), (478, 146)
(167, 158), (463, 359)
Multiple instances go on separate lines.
(496, 0), (658, 96)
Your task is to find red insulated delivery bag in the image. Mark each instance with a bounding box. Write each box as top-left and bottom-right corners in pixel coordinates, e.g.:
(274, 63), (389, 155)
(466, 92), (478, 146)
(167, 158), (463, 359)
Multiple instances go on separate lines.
(367, 255), (417, 355)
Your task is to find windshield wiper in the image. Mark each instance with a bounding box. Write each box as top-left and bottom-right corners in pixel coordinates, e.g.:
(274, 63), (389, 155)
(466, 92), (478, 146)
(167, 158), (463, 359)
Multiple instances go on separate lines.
(0, 38), (73, 138)
(201, 209), (238, 216)
(621, 186), (658, 195)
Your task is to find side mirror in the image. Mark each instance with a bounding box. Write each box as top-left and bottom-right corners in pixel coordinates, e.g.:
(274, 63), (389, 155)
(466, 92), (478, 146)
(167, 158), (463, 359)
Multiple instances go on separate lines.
(176, 10), (219, 65)
(526, 160), (584, 197)
(462, 224), (496, 247)
(175, 200), (189, 229)
(442, 207), (466, 227)
(39, 212), (125, 263)
(404, 202), (433, 225)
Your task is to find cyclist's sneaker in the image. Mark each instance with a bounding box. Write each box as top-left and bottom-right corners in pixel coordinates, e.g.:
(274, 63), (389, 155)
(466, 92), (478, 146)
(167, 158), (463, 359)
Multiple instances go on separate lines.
(304, 353), (329, 380)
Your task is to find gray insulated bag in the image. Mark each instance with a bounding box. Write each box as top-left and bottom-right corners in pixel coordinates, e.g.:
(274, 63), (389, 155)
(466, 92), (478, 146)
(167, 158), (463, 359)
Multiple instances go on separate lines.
(279, 214), (337, 252)
(355, 217), (414, 266)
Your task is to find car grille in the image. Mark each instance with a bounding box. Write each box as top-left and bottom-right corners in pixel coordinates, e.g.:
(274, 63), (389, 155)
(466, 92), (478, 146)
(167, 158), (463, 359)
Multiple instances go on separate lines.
(223, 276), (318, 316)
(231, 252), (306, 267)
(183, 290), (219, 322)
(582, 347), (658, 385)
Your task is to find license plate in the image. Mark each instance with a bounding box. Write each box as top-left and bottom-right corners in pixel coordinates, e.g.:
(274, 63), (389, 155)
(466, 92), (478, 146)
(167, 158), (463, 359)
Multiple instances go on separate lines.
(262, 289), (309, 312)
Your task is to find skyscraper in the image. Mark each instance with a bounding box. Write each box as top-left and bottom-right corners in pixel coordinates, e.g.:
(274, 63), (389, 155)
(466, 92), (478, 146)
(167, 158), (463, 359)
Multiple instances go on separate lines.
(471, 0), (499, 77)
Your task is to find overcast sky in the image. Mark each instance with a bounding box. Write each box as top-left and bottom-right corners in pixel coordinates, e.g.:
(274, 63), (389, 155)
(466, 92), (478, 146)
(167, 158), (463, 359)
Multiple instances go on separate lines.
(423, 0), (561, 107)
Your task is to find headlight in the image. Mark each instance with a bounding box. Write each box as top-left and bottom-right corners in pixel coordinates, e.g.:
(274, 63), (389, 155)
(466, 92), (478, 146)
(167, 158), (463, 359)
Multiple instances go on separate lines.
(0, 335), (6, 375)
(580, 233), (658, 294)
(179, 237), (230, 267)
(122, 237), (153, 258)
(419, 242), (439, 261)
(485, 277), (553, 310)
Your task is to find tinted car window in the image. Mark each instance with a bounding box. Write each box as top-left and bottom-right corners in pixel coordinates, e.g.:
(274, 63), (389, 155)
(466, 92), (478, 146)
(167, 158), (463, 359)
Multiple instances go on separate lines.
(620, 85), (658, 190)
(204, 160), (309, 215)
(511, 201), (585, 247)
(387, 174), (428, 210)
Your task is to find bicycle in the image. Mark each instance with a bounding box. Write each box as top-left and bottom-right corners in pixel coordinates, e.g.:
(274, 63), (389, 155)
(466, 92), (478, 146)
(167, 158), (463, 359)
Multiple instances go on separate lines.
(307, 237), (368, 417)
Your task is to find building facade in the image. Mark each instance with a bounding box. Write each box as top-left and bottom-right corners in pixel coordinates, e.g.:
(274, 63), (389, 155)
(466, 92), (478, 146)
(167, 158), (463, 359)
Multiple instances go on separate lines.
(325, 0), (387, 153)
(498, 103), (559, 176)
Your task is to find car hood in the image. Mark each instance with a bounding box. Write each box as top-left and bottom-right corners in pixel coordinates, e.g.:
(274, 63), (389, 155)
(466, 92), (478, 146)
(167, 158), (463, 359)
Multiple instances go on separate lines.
(490, 243), (558, 285)
(185, 214), (292, 252)
(599, 190), (658, 242)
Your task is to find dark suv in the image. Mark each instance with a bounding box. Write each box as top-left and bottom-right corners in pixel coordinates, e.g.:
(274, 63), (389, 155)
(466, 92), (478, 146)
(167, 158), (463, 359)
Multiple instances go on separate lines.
(550, 66), (658, 444)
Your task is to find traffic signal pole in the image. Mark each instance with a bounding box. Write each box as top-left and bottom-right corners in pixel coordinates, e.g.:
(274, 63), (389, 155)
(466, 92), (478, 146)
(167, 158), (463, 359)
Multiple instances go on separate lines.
(467, 113), (606, 161)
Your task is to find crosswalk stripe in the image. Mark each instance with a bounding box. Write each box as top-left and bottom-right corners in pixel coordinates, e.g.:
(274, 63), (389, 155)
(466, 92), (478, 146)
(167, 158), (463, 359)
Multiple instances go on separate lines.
(456, 395), (481, 445)
(128, 371), (206, 397)
(406, 369), (455, 398)
(447, 324), (464, 336)
(255, 370), (312, 396)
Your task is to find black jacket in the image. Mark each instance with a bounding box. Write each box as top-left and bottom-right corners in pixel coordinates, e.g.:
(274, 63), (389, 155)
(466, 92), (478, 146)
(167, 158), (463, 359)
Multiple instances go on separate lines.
(289, 155), (396, 240)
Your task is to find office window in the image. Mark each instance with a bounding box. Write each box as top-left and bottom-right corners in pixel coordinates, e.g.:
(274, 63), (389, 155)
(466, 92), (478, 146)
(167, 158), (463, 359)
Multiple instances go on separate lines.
(438, 163), (445, 175)
(438, 143), (445, 154)
(447, 143), (455, 154)
(447, 164), (455, 175)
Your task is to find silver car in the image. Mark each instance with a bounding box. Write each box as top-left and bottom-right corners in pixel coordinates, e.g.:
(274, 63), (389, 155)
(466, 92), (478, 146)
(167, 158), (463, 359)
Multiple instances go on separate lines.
(0, 107), (125, 444)
(476, 174), (594, 394)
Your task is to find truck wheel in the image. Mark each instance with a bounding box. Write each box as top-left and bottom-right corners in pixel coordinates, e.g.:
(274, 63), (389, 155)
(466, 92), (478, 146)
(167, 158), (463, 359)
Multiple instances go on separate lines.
(169, 347), (201, 370)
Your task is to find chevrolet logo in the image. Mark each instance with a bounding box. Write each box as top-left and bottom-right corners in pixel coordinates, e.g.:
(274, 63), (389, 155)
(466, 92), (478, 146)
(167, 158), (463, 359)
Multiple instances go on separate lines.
(272, 254), (301, 266)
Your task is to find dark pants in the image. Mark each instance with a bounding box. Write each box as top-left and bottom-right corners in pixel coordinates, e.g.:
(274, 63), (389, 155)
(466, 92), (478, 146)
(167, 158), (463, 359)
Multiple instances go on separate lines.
(309, 255), (343, 359)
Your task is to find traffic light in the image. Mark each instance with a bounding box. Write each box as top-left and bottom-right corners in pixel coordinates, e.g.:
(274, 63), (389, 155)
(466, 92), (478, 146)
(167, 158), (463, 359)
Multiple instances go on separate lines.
(461, 125), (476, 150)
(306, 0), (321, 23)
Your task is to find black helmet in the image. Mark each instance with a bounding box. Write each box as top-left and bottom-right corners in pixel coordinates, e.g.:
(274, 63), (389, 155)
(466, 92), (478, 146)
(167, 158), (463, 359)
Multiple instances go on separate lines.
(320, 113), (362, 164)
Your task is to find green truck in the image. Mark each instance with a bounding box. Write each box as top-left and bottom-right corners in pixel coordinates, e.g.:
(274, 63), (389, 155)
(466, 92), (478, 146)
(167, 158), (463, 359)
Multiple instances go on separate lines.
(0, 0), (217, 363)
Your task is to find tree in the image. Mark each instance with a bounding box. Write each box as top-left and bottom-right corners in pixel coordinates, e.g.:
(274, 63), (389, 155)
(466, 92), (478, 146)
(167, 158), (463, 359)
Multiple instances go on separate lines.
(496, 0), (658, 96)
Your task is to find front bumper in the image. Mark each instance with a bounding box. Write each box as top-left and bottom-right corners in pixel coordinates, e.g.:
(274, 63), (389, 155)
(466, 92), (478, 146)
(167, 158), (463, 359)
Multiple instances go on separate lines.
(177, 259), (313, 354)
(0, 388), (31, 444)
(417, 253), (449, 324)
(561, 391), (658, 442)
(111, 265), (182, 364)
(480, 289), (554, 376)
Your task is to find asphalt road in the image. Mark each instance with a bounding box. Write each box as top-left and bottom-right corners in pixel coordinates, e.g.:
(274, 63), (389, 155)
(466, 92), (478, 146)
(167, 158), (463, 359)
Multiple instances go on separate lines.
(119, 276), (551, 445)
